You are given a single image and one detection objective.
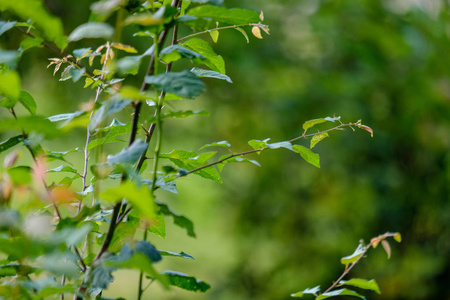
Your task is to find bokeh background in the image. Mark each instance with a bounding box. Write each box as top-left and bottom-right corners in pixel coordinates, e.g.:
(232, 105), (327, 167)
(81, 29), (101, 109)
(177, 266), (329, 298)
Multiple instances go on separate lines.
(1, 0), (450, 299)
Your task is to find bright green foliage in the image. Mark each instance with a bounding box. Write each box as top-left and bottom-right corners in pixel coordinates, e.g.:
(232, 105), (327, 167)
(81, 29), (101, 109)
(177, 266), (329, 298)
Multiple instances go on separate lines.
(182, 38), (225, 73)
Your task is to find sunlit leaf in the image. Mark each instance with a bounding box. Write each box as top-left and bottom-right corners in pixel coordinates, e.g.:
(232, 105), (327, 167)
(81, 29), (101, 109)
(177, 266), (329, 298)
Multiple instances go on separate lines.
(187, 6), (260, 25)
(0, 71), (21, 100)
(235, 27), (249, 43)
(292, 145), (320, 168)
(20, 37), (44, 52)
(182, 38), (225, 74)
(111, 43), (138, 53)
(159, 250), (194, 260)
(310, 132), (329, 149)
(339, 278), (381, 294)
(190, 67), (232, 83)
(0, 116), (61, 138)
(160, 45), (205, 64)
(340, 242), (365, 267)
(148, 214), (166, 239)
(210, 29), (219, 43)
(394, 232), (402, 243)
(251, 26), (262, 39)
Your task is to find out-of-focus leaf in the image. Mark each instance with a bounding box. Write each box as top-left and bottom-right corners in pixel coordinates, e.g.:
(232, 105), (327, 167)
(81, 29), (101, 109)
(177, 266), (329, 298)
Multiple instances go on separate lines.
(394, 232), (402, 243)
(111, 42), (137, 53)
(89, 100), (131, 131)
(187, 6), (260, 25)
(341, 242), (365, 267)
(381, 240), (391, 259)
(0, 116), (61, 138)
(190, 67), (232, 83)
(234, 27), (249, 43)
(159, 250), (195, 260)
(70, 67), (85, 82)
(46, 165), (78, 174)
(210, 29), (219, 43)
(316, 288), (365, 300)
(339, 278), (381, 294)
(0, 71), (21, 100)
(148, 214), (166, 239)
(161, 271), (210, 292)
(0, 135), (23, 153)
(291, 285), (321, 297)
(107, 139), (148, 165)
(292, 145), (320, 168)
(101, 181), (155, 220)
(18, 91), (37, 115)
(88, 121), (130, 150)
(0, 0), (67, 49)
(251, 26), (262, 39)
(145, 70), (205, 99)
(67, 22), (114, 42)
(118, 241), (162, 263)
(200, 140), (231, 150)
(157, 202), (196, 238)
(20, 37), (43, 52)
(182, 38), (225, 74)
(0, 21), (16, 36)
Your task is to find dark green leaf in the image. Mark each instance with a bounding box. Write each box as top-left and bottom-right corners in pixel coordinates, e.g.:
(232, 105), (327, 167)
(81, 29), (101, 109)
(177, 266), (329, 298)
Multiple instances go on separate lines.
(291, 285), (321, 297)
(181, 38), (225, 74)
(18, 91), (37, 115)
(187, 6), (260, 25)
(292, 145), (320, 168)
(339, 278), (381, 294)
(46, 165), (78, 174)
(157, 202), (196, 238)
(159, 250), (195, 260)
(161, 271), (210, 292)
(190, 67), (232, 83)
(145, 70), (205, 99)
(67, 22), (114, 42)
(107, 139), (148, 165)
(42, 253), (80, 277)
(160, 45), (205, 63)
(118, 241), (162, 263)
(0, 135), (23, 153)
(316, 288), (366, 300)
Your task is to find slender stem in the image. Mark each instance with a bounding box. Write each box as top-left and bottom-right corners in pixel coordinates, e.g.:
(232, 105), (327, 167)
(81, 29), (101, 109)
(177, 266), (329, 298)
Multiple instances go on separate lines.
(178, 123), (358, 178)
(177, 23), (255, 42)
(137, 229), (149, 300)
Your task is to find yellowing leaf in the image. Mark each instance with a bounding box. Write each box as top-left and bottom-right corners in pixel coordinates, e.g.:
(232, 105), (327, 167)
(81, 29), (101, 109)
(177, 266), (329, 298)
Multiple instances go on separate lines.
(251, 26), (263, 39)
(111, 43), (138, 53)
(259, 11), (264, 21)
(381, 240), (391, 259)
(310, 132), (329, 149)
(235, 27), (249, 43)
(209, 30), (219, 43)
(394, 232), (402, 243)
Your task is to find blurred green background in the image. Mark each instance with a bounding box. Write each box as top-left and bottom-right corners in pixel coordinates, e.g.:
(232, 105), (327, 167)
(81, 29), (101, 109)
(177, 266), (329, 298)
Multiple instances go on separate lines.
(2, 0), (450, 299)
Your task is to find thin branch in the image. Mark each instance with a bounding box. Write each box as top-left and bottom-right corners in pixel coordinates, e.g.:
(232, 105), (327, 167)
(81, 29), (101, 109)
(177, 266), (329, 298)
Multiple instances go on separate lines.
(177, 23), (258, 42)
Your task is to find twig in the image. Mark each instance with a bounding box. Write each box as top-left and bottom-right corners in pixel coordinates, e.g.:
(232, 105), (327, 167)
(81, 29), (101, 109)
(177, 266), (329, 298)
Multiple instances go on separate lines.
(177, 23), (261, 42)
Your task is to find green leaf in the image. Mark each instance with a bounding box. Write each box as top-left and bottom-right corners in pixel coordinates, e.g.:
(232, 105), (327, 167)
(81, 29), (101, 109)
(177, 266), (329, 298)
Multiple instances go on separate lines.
(339, 278), (381, 294)
(191, 0), (223, 5)
(20, 37), (43, 52)
(161, 271), (210, 292)
(310, 132), (329, 149)
(292, 145), (320, 168)
(48, 111), (84, 123)
(145, 70), (205, 99)
(7, 166), (31, 185)
(190, 67), (232, 83)
(46, 165), (78, 174)
(187, 6), (260, 25)
(316, 288), (366, 300)
(107, 139), (148, 165)
(101, 181), (155, 220)
(0, 21), (17, 36)
(148, 214), (166, 239)
(267, 141), (293, 150)
(0, 50), (20, 70)
(0, 116), (61, 138)
(157, 202), (196, 238)
(159, 250), (195, 260)
(341, 242), (365, 267)
(146, 109), (209, 123)
(116, 56), (141, 75)
(0, 71), (21, 100)
(69, 67), (85, 83)
(67, 22), (114, 42)
(291, 286), (321, 297)
(210, 29), (219, 43)
(89, 100), (131, 131)
(0, 135), (23, 153)
(18, 91), (37, 115)
(160, 150), (222, 182)
(118, 241), (162, 263)
(217, 155), (260, 172)
(88, 121), (130, 151)
(182, 38), (225, 74)
(200, 140), (231, 150)
(235, 27), (249, 43)
(44, 147), (79, 163)
(160, 45), (205, 63)
(0, 0), (67, 49)
(302, 116), (341, 132)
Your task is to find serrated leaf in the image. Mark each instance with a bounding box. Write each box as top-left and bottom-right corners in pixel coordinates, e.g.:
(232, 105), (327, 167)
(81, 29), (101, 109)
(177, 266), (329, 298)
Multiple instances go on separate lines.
(159, 250), (194, 260)
(0, 135), (23, 153)
(292, 145), (320, 168)
(317, 288), (366, 300)
(101, 181), (155, 220)
(339, 278), (381, 294)
(107, 139), (148, 165)
(235, 27), (249, 43)
(182, 38), (225, 74)
(200, 140), (231, 150)
(0, 71), (21, 100)
(67, 22), (114, 42)
(160, 45), (205, 64)
(341, 242), (365, 267)
(381, 240), (391, 259)
(310, 132), (329, 149)
(251, 26), (262, 39)
(161, 271), (210, 292)
(209, 29), (219, 43)
(291, 286), (321, 297)
(190, 67), (232, 83)
(18, 91), (37, 115)
(187, 6), (260, 25)
(145, 70), (205, 99)
(157, 202), (195, 238)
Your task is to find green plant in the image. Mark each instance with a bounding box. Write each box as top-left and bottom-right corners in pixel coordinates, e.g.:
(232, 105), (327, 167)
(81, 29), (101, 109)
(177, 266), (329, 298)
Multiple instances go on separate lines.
(0, 1), (381, 299)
